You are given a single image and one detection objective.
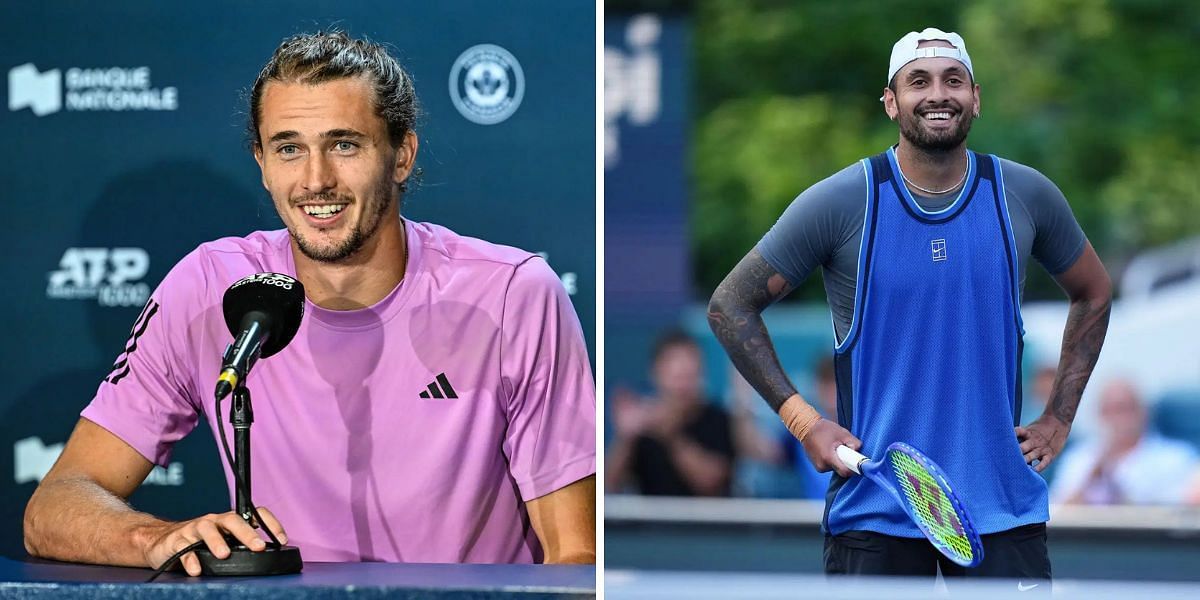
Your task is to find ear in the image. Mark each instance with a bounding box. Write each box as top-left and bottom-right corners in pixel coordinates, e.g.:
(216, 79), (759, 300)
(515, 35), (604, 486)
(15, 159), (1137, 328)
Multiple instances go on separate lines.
(882, 88), (899, 121)
(972, 83), (981, 117)
(393, 130), (419, 185)
(253, 143), (269, 191)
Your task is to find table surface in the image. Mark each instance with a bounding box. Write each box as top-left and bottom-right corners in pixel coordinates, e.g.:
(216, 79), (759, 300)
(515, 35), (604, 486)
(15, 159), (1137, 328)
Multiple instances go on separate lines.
(0, 556), (594, 599)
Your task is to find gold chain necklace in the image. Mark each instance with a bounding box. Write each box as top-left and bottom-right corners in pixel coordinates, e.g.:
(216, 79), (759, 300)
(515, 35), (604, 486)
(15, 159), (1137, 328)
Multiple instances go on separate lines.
(897, 149), (968, 195)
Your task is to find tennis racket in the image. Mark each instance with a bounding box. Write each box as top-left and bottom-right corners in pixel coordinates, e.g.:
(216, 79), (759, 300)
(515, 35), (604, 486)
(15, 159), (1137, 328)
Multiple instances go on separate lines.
(836, 442), (984, 567)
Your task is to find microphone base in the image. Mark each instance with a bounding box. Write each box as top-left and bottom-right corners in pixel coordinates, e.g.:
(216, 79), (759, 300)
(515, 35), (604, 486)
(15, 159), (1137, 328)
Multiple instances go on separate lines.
(194, 542), (303, 576)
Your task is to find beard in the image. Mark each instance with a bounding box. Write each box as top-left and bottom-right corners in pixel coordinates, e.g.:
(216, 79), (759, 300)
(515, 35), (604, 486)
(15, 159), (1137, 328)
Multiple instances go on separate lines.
(897, 103), (975, 152)
(287, 179), (398, 263)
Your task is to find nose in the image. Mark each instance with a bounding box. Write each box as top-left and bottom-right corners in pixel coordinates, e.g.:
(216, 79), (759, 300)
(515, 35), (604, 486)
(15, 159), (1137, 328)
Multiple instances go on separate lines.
(926, 80), (952, 104)
(302, 150), (336, 193)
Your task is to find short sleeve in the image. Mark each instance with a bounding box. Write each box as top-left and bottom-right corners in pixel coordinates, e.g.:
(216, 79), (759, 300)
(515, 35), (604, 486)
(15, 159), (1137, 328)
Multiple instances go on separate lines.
(81, 250), (209, 467)
(499, 258), (596, 501)
(1006, 161), (1087, 275)
(756, 162), (867, 285)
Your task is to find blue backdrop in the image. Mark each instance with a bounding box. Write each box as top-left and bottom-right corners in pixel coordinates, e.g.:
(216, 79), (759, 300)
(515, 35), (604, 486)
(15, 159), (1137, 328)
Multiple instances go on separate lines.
(603, 13), (690, 433)
(0, 1), (595, 559)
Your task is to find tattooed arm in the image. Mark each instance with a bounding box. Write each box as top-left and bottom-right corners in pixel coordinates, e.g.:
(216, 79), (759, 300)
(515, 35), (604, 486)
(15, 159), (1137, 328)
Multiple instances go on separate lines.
(1017, 241), (1112, 472)
(708, 249), (860, 477)
(707, 249), (798, 411)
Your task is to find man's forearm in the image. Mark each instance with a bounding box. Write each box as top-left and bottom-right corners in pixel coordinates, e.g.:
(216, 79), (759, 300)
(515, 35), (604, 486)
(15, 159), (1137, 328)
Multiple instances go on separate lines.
(707, 250), (797, 412)
(25, 477), (168, 567)
(1046, 293), (1112, 425)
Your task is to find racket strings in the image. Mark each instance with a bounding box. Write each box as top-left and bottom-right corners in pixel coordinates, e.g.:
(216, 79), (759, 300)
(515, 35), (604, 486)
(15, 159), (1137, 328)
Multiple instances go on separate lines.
(889, 451), (975, 562)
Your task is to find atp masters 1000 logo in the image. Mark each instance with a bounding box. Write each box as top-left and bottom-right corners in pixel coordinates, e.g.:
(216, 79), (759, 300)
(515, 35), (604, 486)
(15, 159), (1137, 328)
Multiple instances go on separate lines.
(449, 44), (524, 125)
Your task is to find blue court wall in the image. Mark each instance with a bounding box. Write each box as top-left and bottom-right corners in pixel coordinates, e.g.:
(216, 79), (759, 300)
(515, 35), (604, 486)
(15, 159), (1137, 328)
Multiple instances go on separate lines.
(0, 1), (595, 559)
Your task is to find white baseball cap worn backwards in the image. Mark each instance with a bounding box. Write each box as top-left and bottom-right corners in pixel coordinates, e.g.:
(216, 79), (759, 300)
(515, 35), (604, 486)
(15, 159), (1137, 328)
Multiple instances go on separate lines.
(885, 27), (974, 87)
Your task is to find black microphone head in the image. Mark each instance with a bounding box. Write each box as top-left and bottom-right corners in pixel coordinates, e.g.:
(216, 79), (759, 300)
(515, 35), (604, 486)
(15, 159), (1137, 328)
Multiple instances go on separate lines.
(222, 273), (305, 359)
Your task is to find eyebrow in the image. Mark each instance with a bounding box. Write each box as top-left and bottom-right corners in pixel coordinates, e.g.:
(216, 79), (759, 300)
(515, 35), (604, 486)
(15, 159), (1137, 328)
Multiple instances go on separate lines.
(905, 66), (967, 82)
(267, 128), (369, 145)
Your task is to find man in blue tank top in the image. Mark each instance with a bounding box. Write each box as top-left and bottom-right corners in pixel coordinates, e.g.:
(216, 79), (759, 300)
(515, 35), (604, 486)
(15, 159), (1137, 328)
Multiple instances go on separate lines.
(708, 28), (1112, 583)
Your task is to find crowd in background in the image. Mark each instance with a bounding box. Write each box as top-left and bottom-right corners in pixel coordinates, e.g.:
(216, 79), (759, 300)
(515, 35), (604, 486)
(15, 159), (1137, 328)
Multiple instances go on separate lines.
(606, 328), (1200, 506)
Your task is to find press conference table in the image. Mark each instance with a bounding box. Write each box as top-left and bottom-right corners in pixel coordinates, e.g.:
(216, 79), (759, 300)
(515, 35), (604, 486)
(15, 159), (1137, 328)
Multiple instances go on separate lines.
(0, 556), (595, 599)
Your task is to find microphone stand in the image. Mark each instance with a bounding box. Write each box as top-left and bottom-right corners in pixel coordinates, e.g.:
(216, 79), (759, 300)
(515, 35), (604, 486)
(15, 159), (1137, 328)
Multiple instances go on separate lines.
(194, 379), (303, 576)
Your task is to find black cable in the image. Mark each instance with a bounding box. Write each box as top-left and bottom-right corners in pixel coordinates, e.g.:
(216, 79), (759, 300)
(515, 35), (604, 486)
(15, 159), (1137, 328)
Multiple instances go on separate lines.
(214, 391), (283, 548)
(145, 387), (282, 582)
(146, 540), (206, 582)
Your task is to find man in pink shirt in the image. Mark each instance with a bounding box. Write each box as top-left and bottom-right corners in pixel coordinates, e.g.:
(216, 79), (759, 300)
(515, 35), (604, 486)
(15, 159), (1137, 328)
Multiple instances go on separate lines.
(23, 31), (596, 574)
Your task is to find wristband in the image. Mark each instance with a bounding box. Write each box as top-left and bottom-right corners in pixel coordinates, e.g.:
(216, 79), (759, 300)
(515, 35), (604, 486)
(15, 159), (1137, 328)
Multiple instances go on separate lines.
(779, 395), (822, 442)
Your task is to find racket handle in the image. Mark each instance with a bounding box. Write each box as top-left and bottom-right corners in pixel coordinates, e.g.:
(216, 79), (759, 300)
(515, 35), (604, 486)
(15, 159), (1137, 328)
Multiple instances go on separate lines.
(836, 445), (867, 475)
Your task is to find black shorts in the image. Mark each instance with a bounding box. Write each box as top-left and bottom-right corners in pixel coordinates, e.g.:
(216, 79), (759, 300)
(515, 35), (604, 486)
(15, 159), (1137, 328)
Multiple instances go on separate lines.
(824, 522), (1051, 584)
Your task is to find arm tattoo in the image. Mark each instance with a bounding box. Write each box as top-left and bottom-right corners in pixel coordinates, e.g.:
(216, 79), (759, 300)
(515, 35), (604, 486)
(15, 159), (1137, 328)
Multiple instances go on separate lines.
(1048, 295), (1112, 425)
(707, 249), (797, 412)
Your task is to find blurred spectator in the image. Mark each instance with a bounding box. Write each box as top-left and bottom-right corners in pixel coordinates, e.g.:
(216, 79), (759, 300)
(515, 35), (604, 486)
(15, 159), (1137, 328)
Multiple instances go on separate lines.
(606, 330), (735, 496)
(1050, 379), (1198, 505)
(731, 357), (837, 499)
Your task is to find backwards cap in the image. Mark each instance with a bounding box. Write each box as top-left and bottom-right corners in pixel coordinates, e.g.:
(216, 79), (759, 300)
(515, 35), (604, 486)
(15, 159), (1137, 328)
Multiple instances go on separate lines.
(885, 27), (974, 90)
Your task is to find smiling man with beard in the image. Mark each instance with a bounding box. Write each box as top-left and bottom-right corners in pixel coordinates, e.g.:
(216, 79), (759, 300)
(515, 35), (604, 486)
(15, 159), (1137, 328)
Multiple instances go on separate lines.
(707, 28), (1111, 583)
(24, 31), (596, 574)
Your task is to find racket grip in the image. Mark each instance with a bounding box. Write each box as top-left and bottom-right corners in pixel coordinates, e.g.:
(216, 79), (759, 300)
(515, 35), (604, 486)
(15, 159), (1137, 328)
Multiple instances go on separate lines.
(836, 445), (867, 475)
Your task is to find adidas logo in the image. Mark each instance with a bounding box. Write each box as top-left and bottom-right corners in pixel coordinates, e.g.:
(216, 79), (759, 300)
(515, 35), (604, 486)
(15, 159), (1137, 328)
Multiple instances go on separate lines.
(419, 373), (458, 399)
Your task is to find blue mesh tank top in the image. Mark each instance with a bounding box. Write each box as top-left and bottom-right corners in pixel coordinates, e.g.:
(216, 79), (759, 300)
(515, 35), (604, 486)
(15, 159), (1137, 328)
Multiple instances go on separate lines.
(823, 147), (1049, 537)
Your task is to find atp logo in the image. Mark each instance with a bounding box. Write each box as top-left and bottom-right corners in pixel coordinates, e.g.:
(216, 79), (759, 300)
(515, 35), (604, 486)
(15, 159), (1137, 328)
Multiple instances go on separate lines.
(449, 44), (524, 125)
(8, 63), (62, 116)
(47, 247), (150, 307)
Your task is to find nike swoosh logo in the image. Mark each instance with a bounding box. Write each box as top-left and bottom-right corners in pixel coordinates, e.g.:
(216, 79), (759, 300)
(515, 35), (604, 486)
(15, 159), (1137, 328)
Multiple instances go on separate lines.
(1017, 582), (1040, 591)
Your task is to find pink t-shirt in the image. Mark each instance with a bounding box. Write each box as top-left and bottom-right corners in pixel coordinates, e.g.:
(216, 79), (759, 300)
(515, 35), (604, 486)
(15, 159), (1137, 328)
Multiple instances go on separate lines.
(82, 220), (596, 563)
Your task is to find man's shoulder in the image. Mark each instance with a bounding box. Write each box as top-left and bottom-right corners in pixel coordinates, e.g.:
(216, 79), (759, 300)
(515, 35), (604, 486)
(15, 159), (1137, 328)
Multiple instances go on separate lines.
(994, 156), (1059, 193)
(156, 230), (290, 303)
(194, 229), (290, 259)
(411, 220), (540, 272)
(805, 160), (868, 199)
(780, 160), (868, 220)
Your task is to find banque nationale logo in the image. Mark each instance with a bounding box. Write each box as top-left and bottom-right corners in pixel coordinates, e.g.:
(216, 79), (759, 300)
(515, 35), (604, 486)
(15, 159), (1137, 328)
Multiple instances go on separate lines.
(8, 63), (178, 117)
(448, 44), (524, 125)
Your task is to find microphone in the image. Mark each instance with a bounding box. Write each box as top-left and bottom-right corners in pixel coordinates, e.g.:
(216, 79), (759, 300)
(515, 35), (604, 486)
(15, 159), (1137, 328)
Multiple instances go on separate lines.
(214, 273), (305, 400)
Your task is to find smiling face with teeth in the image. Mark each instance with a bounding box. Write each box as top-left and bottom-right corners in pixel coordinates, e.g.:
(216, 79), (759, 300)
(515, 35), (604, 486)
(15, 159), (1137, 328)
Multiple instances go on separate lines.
(254, 76), (417, 264)
(883, 40), (980, 153)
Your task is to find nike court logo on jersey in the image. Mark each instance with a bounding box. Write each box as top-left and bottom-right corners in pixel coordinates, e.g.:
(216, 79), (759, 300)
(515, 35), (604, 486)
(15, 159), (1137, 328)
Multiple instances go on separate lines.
(931, 238), (947, 262)
(419, 373), (458, 399)
(1016, 582), (1039, 592)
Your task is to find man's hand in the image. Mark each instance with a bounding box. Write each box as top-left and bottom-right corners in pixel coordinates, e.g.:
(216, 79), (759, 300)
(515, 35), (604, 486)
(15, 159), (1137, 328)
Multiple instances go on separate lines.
(1016, 415), (1072, 473)
(801, 419), (862, 478)
(140, 507), (287, 576)
(611, 389), (652, 440)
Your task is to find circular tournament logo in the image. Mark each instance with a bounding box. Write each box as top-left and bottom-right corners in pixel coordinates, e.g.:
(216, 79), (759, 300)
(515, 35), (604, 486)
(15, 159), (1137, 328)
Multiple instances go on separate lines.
(449, 44), (525, 125)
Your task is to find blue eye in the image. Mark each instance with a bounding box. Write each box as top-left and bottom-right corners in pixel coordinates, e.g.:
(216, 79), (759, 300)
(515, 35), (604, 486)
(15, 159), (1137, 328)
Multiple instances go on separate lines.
(334, 141), (358, 152)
